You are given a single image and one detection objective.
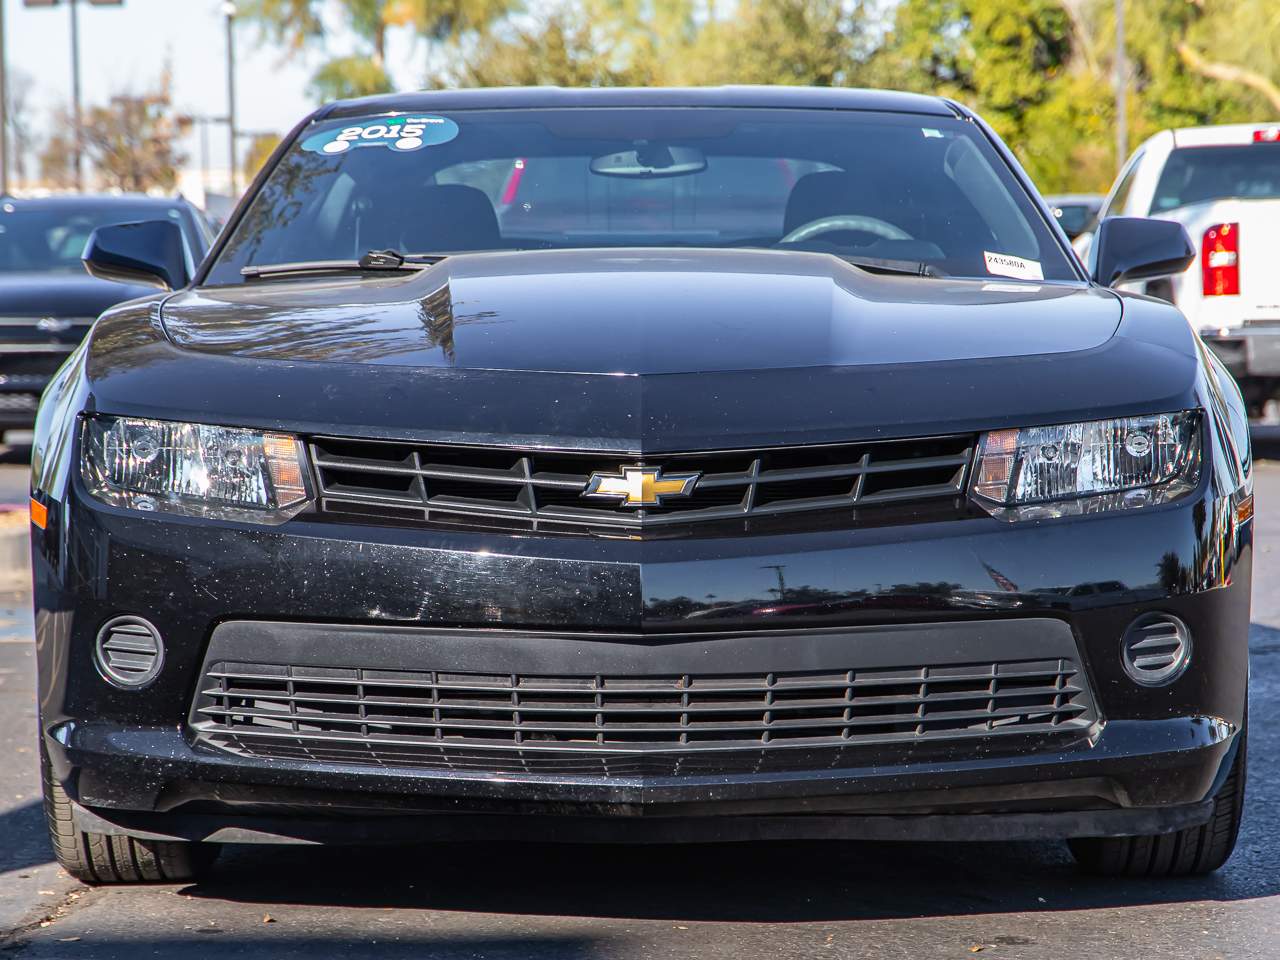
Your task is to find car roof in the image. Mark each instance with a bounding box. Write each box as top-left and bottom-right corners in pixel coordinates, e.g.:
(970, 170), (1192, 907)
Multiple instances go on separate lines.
(1170, 123), (1280, 147)
(2, 193), (186, 209)
(323, 85), (957, 120)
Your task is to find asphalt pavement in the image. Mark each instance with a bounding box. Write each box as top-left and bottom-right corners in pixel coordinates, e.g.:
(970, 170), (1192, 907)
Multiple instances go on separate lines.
(0, 460), (1277, 959)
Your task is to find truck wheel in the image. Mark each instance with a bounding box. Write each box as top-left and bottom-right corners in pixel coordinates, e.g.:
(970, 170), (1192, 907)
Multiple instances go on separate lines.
(41, 746), (219, 885)
(1068, 728), (1246, 878)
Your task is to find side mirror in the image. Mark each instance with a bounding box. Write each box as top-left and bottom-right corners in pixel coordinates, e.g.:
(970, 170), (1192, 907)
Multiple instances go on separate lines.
(82, 220), (189, 291)
(1091, 216), (1194, 288)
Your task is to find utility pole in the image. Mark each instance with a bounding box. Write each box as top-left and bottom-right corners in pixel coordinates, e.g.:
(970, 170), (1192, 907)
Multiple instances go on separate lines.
(223, 1), (238, 195)
(24, 0), (124, 191)
(1115, 0), (1128, 175)
(70, 0), (82, 189)
(0, 0), (8, 196)
(178, 115), (229, 207)
(760, 564), (788, 604)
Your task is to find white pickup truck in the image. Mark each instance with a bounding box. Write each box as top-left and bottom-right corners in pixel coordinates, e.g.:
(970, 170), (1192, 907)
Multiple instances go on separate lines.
(1081, 123), (1280, 415)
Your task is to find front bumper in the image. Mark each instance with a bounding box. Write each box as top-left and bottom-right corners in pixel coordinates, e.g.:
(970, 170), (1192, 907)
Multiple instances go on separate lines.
(35, 475), (1251, 842)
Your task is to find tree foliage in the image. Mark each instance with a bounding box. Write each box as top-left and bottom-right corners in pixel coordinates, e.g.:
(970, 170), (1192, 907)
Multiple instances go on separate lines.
(242, 132), (283, 181)
(241, 0), (515, 100)
(244, 0), (1280, 194)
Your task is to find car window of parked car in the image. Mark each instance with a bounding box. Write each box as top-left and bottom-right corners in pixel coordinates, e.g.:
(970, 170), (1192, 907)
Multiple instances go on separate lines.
(1151, 144), (1280, 212)
(1053, 203), (1097, 238)
(1102, 152), (1144, 219)
(0, 202), (198, 275)
(208, 108), (1079, 285)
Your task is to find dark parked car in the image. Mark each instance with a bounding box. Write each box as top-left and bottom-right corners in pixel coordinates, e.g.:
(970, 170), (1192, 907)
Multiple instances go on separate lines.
(1045, 193), (1104, 241)
(0, 195), (211, 438)
(32, 87), (1250, 884)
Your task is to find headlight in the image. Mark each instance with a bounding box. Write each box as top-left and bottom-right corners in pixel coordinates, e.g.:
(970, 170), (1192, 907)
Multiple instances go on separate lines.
(972, 411), (1201, 520)
(82, 415), (310, 524)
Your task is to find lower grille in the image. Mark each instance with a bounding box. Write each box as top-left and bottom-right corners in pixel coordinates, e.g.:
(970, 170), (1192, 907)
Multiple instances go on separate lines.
(192, 657), (1096, 776)
(0, 392), (38, 412)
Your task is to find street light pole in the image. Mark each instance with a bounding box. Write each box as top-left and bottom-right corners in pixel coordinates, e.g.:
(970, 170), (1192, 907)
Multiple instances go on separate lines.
(1115, 0), (1127, 175)
(223, 1), (238, 196)
(70, 0), (83, 189)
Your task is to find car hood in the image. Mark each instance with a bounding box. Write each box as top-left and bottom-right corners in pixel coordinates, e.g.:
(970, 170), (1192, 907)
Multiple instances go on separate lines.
(163, 249), (1120, 374)
(0, 271), (156, 319)
(83, 250), (1200, 452)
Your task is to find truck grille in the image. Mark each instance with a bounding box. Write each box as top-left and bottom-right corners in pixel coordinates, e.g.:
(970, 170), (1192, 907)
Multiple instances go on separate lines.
(192, 657), (1095, 776)
(309, 434), (976, 535)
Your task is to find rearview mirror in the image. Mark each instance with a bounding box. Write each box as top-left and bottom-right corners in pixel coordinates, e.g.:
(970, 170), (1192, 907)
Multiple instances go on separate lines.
(82, 220), (189, 291)
(590, 144), (706, 178)
(1091, 216), (1194, 288)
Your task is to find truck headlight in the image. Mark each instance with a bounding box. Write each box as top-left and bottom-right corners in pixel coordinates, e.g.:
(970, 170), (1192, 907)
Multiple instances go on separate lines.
(972, 411), (1201, 519)
(82, 415), (310, 524)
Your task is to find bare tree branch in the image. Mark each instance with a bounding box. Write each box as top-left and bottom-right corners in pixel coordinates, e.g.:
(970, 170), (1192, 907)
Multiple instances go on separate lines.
(1178, 42), (1280, 113)
(1059, 0), (1097, 74)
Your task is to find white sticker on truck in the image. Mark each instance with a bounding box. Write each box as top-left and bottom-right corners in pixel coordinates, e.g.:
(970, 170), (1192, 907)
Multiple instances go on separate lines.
(983, 251), (1044, 281)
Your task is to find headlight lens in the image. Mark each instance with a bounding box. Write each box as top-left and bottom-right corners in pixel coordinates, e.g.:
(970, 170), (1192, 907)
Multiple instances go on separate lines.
(82, 416), (310, 524)
(972, 411), (1201, 519)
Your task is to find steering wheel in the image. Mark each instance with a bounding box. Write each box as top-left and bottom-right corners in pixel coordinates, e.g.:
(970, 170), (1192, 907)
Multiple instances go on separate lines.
(780, 214), (912, 245)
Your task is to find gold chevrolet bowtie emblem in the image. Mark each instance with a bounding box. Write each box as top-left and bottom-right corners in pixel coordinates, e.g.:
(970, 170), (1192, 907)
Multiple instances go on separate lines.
(583, 465), (701, 507)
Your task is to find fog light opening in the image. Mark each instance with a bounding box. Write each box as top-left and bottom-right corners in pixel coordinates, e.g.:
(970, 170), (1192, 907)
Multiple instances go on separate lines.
(94, 616), (164, 689)
(1121, 613), (1191, 687)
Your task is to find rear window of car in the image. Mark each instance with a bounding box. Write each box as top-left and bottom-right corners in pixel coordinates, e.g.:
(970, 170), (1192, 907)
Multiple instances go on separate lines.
(208, 107), (1079, 285)
(0, 202), (196, 274)
(1151, 144), (1280, 212)
(1052, 203), (1097, 237)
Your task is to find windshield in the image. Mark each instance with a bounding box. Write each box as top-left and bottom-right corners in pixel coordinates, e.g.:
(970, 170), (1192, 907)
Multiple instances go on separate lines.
(0, 202), (193, 275)
(1152, 144), (1280, 212)
(207, 107), (1078, 285)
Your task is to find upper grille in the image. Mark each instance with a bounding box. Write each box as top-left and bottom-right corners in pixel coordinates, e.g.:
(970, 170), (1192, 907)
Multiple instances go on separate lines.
(191, 656), (1095, 777)
(309, 434), (976, 535)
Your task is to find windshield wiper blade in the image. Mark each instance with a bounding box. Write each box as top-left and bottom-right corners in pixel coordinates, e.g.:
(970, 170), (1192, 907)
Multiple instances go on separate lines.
(835, 255), (945, 278)
(240, 249), (447, 279)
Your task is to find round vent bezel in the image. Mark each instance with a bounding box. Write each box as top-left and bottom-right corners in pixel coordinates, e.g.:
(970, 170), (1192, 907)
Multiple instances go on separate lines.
(1121, 613), (1192, 687)
(94, 616), (165, 689)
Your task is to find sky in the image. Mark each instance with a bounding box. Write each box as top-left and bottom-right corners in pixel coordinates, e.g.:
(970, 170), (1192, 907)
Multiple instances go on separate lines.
(4, 0), (424, 195)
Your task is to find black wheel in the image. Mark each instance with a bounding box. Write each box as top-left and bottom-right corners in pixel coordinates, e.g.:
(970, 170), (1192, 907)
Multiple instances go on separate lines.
(41, 745), (219, 885)
(1068, 727), (1246, 878)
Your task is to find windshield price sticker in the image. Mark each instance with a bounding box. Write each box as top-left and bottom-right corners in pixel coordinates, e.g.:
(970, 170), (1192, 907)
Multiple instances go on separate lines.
(983, 251), (1044, 281)
(302, 116), (459, 155)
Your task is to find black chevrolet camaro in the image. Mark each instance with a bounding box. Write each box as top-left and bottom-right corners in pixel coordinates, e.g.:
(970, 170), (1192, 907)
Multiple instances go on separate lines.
(31, 87), (1251, 884)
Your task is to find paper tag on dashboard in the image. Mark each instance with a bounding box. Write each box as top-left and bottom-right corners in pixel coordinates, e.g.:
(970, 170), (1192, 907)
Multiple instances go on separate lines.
(983, 251), (1043, 281)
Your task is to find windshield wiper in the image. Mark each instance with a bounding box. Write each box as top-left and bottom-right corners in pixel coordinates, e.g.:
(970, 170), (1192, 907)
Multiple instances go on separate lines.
(240, 249), (447, 280)
(834, 255), (945, 278)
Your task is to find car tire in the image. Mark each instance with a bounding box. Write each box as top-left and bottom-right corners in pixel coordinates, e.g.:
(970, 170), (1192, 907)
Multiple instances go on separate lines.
(1068, 726), (1246, 878)
(40, 745), (219, 885)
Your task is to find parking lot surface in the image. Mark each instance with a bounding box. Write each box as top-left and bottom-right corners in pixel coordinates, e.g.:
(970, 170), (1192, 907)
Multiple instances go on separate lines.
(1, 461), (1277, 959)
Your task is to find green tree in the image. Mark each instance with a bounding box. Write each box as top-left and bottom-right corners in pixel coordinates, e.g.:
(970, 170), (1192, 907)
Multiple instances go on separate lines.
(454, 0), (874, 89)
(242, 132), (283, 181)
(873, 0), (1080, 188)
(241, 0), (515, 100)
(1172, 0), (1280, 115)
(309, 55), (395, 100)
(679, 0), (869, 87)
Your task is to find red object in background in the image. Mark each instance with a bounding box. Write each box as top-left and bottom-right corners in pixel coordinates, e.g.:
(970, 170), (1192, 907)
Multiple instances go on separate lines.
(1254, 129), (1280, 143)
(1203, 223), (1240, 297)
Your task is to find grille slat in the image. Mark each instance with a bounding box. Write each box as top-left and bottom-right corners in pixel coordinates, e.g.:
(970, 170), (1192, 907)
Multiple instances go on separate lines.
(193, 656), (1096, 774)
(309, 434), (976, 536)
